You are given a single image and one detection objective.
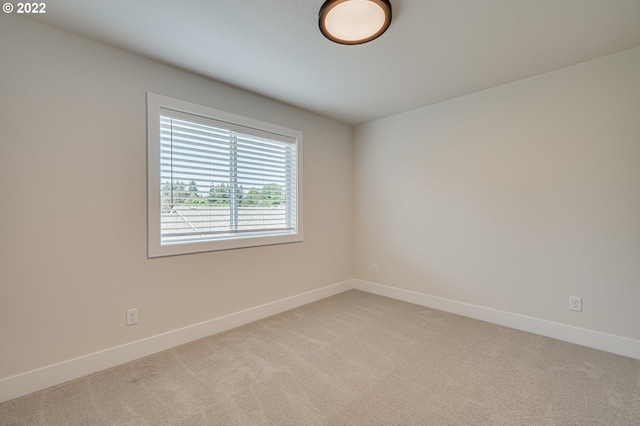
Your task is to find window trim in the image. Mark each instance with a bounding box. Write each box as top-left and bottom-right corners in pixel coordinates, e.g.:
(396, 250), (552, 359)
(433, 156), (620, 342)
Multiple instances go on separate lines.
(147, 93), (303, 257)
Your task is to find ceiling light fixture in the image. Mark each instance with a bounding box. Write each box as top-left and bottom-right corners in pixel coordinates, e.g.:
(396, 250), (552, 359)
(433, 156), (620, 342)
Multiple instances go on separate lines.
(319, 0), (392, 45)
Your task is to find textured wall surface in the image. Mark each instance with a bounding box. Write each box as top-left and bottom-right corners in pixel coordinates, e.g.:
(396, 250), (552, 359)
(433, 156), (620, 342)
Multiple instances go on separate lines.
(0, 17), (353, 379)
(354, 47), (640, 341)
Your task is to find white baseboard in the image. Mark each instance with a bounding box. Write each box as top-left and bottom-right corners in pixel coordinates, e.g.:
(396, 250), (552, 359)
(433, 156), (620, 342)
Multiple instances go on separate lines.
(4, 278), (639, 404)
(353, 279), (640, 361)
(0, 280), (353, 404)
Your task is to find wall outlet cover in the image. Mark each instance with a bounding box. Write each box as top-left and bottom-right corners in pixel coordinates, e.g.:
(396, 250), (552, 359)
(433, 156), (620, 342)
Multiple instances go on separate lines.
(569, 296), (582, 312)
(126, 308), (139, 326)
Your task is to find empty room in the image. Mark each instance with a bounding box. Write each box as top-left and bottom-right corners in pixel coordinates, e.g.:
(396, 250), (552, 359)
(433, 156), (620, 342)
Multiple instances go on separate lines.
(1, 0), (640, 424)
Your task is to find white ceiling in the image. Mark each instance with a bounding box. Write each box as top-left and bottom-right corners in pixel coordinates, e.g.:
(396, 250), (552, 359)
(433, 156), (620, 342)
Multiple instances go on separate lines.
(28, 0), (640, 125)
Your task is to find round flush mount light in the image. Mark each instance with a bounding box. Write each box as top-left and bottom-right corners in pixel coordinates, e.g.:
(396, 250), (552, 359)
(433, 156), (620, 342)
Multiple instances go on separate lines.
(319, 0), (392, 45)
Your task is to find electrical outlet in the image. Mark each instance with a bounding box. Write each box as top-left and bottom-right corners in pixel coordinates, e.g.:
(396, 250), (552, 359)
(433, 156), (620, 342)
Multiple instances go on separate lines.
(569, 296), (582, 312)
(373, 264), (379, 274)
(126, 308), (138, 326)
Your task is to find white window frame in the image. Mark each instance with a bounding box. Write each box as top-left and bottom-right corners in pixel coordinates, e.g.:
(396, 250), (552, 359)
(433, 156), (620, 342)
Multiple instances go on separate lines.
(147, 93), (303, 257)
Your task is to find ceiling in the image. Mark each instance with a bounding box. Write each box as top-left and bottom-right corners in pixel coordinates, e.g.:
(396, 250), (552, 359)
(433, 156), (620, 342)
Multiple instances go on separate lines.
(28, 0), (640, 125)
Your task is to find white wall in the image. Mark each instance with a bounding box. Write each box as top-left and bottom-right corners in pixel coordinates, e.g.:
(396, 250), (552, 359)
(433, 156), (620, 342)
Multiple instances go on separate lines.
(0, 17), (352, 380)
(354, 47), (640, 341)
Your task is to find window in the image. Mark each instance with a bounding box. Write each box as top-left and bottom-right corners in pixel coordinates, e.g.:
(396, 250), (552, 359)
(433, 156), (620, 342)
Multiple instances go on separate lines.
(147, 93), (303, 257)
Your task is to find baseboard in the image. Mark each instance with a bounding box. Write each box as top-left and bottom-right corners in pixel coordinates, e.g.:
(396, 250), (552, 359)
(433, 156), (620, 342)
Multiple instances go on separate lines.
(353, 279), (640, 361)
(4, 278), (639, 404)
(0, 279), (353, 404)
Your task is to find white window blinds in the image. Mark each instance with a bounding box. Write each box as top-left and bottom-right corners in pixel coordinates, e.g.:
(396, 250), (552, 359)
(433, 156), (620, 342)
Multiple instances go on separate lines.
(159, 108), (299, 247)
(148, 94), (303, 257)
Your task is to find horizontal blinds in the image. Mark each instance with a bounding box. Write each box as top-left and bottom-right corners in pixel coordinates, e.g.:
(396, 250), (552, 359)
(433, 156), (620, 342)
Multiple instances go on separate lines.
(159, 108), (297, 246)
(161, 108), (297, 144)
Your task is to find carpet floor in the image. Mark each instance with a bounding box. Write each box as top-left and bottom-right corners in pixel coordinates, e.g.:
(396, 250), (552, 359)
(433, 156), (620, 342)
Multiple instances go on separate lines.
(1, 290), (639, 425)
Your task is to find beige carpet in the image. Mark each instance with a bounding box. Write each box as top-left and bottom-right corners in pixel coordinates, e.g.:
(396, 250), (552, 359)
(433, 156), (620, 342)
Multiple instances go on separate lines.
(1, 290), (639, 425)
